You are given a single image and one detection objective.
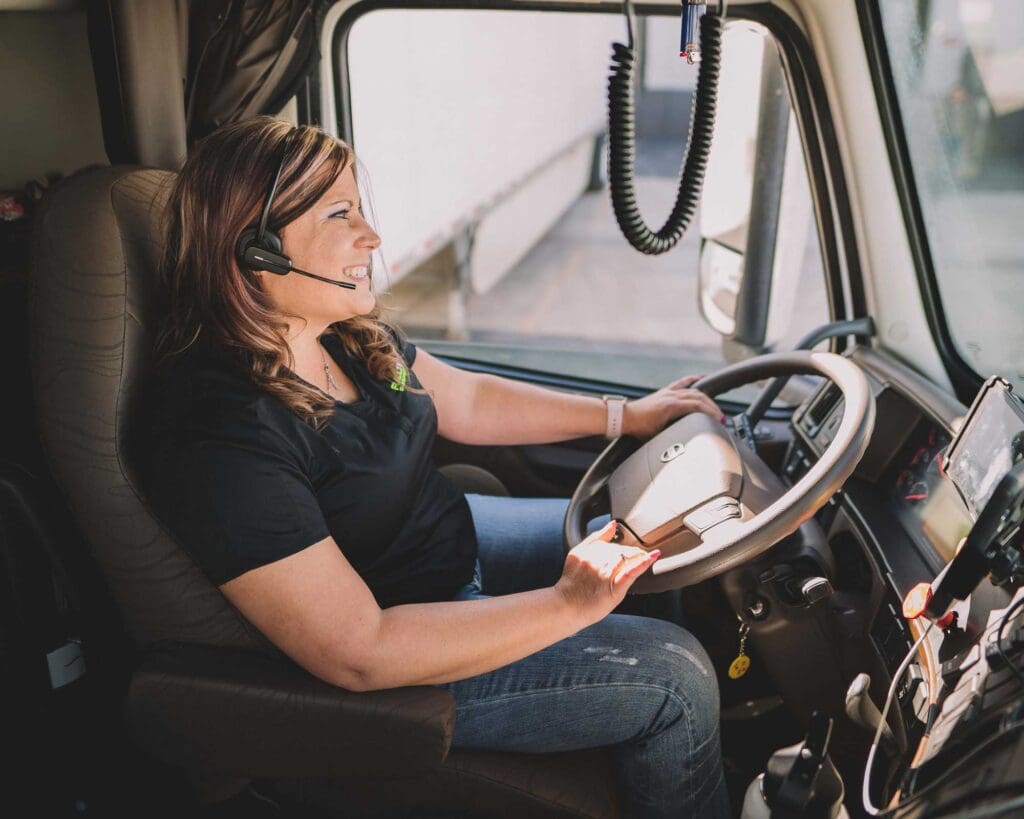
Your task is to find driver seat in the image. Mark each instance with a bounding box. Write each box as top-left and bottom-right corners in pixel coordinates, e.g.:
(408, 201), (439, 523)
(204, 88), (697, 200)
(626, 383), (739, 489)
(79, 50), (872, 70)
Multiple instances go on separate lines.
(29, 164), (619, 818)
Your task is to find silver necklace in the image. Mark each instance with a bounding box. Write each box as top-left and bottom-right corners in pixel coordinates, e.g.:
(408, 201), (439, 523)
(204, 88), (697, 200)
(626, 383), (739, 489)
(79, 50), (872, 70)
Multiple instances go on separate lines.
(319, 343), (341, 395)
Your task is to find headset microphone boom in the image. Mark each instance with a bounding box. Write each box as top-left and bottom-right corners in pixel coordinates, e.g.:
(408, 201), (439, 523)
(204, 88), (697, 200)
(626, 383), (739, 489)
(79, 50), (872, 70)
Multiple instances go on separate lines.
(237, 237), (360, 290)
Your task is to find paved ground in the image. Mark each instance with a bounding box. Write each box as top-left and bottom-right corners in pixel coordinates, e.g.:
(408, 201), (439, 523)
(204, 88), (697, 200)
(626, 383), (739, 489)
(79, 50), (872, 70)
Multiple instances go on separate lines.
(381, 138), (829, 391)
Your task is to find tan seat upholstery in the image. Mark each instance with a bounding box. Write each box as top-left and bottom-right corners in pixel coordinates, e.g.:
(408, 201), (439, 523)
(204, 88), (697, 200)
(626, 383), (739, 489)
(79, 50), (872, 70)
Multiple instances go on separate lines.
(29, 165), (618, 818)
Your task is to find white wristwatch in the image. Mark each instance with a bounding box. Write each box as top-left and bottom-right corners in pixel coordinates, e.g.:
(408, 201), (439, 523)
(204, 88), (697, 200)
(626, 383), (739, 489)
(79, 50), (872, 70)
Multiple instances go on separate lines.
(602, 394), (627, 439)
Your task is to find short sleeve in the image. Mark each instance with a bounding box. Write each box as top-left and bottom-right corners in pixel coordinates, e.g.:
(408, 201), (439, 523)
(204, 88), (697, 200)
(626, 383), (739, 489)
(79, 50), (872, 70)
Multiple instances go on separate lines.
(386, 324), (417, 368)
(146, 439), (331, 585)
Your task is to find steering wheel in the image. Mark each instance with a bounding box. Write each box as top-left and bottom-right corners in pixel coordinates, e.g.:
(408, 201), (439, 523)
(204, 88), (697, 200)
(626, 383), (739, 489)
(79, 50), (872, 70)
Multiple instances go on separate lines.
(563, 351), (875, 592)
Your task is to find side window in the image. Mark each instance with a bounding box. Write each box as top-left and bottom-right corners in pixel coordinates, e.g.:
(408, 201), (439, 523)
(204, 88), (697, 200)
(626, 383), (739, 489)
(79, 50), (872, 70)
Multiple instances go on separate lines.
(878, 1), (1024, 391)
(344, 10), (828, 393)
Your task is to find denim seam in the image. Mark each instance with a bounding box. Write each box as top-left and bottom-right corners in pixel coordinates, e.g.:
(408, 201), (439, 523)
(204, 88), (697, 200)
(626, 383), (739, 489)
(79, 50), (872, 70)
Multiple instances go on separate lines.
(455, 677), (703, 806)
(454, 680), (690, 713)
(455, 681), (699, 761)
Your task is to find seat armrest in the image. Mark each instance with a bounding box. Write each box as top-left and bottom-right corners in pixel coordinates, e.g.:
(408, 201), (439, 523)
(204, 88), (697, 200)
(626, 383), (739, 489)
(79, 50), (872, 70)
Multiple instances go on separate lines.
(125, 642), (455, 778)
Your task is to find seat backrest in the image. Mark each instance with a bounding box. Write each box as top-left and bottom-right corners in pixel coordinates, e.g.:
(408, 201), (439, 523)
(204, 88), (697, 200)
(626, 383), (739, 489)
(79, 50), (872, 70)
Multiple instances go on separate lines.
(29, 166), (265, 652)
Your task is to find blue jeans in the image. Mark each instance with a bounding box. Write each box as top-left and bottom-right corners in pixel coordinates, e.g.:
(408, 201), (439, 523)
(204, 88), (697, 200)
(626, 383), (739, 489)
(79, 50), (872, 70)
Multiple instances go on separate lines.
(443, 494), (730, 819)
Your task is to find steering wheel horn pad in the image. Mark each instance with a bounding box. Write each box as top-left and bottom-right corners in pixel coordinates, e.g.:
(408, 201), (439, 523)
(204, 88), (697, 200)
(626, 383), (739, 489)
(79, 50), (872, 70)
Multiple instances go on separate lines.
(563, 351), (875, 592)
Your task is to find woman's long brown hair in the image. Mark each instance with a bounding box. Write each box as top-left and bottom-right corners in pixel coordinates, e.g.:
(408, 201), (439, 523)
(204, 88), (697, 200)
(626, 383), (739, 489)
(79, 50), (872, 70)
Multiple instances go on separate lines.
(153, 117), (413, 430)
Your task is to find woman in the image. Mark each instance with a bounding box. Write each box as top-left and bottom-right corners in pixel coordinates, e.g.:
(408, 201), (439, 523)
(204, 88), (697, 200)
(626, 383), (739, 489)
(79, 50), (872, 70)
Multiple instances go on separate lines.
(141, 116), (730, 818)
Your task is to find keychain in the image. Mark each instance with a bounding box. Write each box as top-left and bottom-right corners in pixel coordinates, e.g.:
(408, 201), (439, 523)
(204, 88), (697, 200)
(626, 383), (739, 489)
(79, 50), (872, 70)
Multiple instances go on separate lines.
(728, 622), (751, 679)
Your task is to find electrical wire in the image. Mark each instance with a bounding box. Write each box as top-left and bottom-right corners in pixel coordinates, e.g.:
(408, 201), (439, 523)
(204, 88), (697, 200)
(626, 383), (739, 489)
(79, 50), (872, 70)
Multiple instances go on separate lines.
(863, 621), (935, 816)
(905, 616), (941, 771)
(864, 593), (1024, 816)
(870, 720), (1024, 817)
(606, 0), (725, 255)
(994, 595), (1024, 690)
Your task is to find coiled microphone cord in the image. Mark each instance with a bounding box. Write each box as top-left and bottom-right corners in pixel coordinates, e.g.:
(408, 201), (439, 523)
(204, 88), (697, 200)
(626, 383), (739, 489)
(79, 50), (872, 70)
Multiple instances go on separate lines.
(607, 2), (725, 255)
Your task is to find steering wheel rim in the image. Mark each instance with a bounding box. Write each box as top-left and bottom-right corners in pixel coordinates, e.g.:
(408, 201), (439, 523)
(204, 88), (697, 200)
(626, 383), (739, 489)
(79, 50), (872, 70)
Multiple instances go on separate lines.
(563, 351), (875, 591)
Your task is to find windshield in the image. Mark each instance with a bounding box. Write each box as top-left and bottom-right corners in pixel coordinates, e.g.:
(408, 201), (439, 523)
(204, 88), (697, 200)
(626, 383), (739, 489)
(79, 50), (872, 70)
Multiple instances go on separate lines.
(345, 10), (828, 406)
(877, 0), (1024, 393)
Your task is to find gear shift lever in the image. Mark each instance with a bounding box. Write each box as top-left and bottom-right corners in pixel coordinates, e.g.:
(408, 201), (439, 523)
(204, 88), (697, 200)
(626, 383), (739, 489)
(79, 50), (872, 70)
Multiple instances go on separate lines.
(845, 673), (898, 750)
(740, 712), (848, 818)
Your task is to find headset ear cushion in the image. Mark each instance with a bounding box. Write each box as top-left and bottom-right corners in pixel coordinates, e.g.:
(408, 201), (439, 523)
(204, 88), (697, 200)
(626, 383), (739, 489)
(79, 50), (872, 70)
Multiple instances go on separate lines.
(261, 229), (284, 255)
(236, 227), (260, 264)
(236, 227), (291, 276)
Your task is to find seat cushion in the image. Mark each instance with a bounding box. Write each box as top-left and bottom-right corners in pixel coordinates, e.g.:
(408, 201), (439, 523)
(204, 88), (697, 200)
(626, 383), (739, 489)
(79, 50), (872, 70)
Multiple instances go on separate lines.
(266, 747), (619, 818)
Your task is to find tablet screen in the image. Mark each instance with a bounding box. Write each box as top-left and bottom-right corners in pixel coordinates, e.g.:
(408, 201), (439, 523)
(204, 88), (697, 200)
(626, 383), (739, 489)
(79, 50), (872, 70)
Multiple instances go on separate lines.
(945, 380), (1024, 517)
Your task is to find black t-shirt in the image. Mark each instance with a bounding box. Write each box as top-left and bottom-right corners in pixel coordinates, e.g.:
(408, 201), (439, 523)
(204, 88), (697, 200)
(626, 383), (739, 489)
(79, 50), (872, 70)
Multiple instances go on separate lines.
(136, 327), (478, 608)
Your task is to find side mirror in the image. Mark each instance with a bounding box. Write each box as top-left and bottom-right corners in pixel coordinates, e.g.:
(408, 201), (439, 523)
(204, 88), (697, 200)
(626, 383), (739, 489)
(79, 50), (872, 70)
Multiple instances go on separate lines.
(698, 239), (743, 336)
(697, 23), (813, 357)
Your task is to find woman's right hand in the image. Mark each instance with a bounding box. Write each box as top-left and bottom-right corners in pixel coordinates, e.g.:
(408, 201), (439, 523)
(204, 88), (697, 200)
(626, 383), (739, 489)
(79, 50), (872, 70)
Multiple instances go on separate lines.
(555, 520), (660, 625)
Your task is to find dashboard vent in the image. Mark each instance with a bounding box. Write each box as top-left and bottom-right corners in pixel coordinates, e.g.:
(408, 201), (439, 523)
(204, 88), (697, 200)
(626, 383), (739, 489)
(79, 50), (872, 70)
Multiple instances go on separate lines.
(802, 383), (842, 435)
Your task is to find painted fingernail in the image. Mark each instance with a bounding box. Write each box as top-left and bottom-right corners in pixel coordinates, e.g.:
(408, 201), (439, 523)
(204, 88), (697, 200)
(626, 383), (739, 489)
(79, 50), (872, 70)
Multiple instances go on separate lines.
(719, 413), (727, 424)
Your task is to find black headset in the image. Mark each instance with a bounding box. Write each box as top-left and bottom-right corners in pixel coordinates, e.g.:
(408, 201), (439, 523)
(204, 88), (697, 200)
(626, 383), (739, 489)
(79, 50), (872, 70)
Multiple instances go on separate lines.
(235, 128), (357, 290)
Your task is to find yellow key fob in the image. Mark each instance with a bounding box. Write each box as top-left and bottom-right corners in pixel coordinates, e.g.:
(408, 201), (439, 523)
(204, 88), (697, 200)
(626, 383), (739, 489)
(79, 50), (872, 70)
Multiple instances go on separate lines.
(728, 654), (750, 679)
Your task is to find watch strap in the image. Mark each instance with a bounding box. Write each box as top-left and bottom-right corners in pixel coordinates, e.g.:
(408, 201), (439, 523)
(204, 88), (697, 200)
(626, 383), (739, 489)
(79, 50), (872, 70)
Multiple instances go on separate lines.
(602, 395), (627, 439)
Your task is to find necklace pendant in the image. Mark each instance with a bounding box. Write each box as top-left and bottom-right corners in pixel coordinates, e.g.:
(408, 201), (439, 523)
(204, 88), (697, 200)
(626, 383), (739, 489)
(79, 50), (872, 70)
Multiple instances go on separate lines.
(320, 345), (341, 394)
(323, 364), (341, 393)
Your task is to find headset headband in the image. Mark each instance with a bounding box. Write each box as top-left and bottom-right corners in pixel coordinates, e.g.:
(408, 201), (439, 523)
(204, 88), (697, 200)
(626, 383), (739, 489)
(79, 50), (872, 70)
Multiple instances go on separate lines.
(256, 127), (300, 244)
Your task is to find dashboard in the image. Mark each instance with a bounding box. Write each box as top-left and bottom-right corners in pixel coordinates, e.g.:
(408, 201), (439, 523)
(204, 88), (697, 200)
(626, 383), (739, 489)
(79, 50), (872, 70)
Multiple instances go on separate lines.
(790, 357), (1024, 585)
(788, 349), (976, 578)
(777, 348), (1024, 816)
(881, 419), (968, 563)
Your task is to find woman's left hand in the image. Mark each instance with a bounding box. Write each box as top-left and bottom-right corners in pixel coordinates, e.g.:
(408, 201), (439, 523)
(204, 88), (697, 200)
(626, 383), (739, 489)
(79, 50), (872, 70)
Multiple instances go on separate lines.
(622, 375), (724, 440)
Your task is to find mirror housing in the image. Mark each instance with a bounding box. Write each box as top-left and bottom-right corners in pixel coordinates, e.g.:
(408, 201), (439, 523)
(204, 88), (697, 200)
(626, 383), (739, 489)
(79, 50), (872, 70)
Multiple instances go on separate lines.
(697, 23), (812, 358)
